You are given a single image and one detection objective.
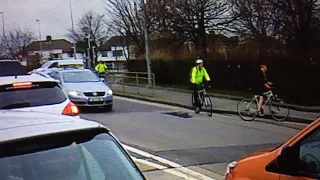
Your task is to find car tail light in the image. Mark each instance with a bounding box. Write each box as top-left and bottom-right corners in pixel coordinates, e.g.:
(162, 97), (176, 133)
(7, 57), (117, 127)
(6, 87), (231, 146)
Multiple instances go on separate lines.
(62, 102), (80, 116)
(12, 82), (33, 89)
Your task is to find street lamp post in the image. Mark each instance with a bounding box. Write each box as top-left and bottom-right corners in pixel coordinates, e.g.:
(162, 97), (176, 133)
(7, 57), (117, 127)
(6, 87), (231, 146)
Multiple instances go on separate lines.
(141, 0), (152, 86)
(82, 27), (91, 69)
(0, 12), (5, 39)
(36, 19), (42, 55)
(69, 0), (77, 59)
(0, 12), (5, 56)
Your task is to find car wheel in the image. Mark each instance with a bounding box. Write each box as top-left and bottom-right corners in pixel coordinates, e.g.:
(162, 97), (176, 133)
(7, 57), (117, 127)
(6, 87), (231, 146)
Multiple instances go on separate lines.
(103, 105), (113, 112)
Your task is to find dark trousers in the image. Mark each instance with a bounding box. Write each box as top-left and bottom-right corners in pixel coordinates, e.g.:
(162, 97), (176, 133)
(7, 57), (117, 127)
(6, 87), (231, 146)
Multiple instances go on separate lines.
(192, 83), (200, 107)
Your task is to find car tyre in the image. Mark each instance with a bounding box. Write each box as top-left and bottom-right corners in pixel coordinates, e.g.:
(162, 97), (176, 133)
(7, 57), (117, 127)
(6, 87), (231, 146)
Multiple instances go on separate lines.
(103, 104), (113, 112)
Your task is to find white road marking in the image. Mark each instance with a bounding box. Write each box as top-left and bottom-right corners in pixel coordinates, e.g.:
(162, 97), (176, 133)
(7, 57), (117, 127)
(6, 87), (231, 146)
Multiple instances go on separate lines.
(123, 144), (216, 180)
(132, 157), (199, 180)
(114, 95), (186, 111)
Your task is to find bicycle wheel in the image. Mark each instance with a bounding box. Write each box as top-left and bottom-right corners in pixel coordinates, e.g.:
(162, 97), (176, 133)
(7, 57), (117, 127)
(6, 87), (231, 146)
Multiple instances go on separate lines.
(269, 98), (289, 121)
(237, 99), (257, 121)
(204, 95), (213, 117)
(191, 93), (200, 114)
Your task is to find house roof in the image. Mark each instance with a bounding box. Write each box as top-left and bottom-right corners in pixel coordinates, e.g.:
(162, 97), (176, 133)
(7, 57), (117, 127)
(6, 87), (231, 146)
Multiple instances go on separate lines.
(99, 36), (131, 51)
(27, 39), (73, 52)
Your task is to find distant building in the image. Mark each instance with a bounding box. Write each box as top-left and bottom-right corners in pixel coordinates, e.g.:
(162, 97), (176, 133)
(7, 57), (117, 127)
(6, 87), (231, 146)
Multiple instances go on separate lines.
(97, 36), (130, 72)
(27, 38), (84, 62)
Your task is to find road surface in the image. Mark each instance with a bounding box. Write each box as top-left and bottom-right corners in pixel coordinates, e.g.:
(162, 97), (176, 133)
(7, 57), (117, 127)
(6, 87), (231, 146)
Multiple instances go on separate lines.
(80, 96), (304, 180)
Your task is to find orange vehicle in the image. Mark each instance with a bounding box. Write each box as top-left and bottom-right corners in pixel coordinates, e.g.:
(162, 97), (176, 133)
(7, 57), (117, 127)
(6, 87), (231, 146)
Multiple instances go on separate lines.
(225, 117), (320, 180)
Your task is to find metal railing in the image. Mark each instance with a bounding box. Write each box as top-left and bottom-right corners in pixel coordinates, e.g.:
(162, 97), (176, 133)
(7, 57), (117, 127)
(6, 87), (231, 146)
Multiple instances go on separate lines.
(104, 71), (156, 96)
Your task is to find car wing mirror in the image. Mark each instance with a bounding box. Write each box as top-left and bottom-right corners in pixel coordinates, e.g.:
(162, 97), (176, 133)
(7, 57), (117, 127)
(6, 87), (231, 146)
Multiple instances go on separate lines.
(266, 145), (295, 174)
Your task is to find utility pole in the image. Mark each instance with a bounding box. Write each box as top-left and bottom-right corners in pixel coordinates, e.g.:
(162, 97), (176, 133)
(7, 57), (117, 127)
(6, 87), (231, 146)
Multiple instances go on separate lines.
(141, 0), (152, 86)
(36, 19), (42, 55)
(0, 12), (4, 39)
(0, 12), (5, 56)
(69, 0), (77, 59)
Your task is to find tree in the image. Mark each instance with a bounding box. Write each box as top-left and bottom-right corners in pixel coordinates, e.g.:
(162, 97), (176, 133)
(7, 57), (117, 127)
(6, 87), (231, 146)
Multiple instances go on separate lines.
(67, 10), (110, 63)
(5, 28), (35, 58)
(165, 0), (235, 57)
(105, 0), (146, 57)
(268, 0), (320, 59)
(229, 0), (281, 58)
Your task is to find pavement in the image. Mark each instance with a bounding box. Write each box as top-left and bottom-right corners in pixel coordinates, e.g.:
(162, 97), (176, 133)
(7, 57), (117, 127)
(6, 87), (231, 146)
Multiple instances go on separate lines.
(109, 84), (320, 123)
(81, 97), (306, 179)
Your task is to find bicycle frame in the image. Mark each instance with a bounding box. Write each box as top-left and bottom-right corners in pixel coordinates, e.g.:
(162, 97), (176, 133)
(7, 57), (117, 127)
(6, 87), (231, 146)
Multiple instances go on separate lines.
(197, 88), (207, 106)
(251, 90), (274, 109)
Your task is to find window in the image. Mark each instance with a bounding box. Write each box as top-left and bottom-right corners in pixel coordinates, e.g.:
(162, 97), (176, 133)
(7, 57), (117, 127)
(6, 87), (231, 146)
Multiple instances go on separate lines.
(299, 128), (320, 176)
(62, 71), (100, 83)
(0, 130), (144, 180)
(0, 82), (67, 109)
(101, 51), (108, 57)
(113, 50), (123, 57)
(0, 61), (27, 76)
(48, 71), (62, 81)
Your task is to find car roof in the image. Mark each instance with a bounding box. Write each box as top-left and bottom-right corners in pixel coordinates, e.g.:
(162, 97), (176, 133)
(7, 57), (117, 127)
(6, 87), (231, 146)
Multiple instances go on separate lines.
(0, 110), (106, 143)
(47, 59), (84, 65)
(56, 68), (92, 73)
(0, 59), (19, 62)
(0, 73), (57, 85)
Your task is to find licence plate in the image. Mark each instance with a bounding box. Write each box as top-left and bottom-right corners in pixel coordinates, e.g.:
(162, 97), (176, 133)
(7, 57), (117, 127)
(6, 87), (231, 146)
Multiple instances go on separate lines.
(89, 97), (104, 102)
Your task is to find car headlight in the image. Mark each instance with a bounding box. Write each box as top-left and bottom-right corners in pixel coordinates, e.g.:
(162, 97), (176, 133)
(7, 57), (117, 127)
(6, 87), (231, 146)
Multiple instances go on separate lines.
(225, 161), (237, 176)
(68, 91), (82, 97)
(107, 89), (113, 95)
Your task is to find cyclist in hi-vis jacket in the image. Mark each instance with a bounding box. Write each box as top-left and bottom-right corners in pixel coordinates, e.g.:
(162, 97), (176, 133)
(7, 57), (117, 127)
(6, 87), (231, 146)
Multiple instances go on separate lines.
(190, 59), (211, 108)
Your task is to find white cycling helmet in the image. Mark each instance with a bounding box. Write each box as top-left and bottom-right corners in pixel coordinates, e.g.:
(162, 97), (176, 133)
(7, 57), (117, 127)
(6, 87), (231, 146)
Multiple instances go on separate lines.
(196, 59), (203, 64)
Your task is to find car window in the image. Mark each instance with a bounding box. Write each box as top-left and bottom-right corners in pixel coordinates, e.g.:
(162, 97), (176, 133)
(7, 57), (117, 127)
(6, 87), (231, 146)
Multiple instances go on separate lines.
(41, 61), (53, 68)
(62, 71), (100, 83)
(0, 82), (67, 109)
(59, 64), (84, 68)
(48, 71), (62, 81)
(0, 130), (144, 180)
(299, 128), (320, 175)
(0, 61), (27, 76)
(48, 62), (59, 68)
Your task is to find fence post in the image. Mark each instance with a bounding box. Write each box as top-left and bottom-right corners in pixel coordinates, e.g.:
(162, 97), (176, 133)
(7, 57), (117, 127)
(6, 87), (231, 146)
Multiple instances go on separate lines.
(122, 73), (125, 92)
(136, 72), (139, 94)
(152, 73), (156, 96)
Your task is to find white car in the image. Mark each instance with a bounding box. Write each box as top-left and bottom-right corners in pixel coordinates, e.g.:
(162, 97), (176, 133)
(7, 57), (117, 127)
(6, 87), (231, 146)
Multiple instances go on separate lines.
(29, 59), (85, 74)
(0, 73), (79, 116)
(0, 110), (146, 180)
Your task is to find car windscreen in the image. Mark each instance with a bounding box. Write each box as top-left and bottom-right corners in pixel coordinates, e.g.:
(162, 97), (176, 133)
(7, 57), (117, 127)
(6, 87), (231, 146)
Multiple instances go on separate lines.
(0, 61), (27, 76)
(0, 82), (66, 109)
(0, 129), (145, 180)
(62, 71), (100, 83)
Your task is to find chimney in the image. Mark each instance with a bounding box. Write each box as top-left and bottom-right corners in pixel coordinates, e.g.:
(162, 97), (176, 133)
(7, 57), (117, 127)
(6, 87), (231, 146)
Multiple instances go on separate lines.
(46, 35), (52, 42)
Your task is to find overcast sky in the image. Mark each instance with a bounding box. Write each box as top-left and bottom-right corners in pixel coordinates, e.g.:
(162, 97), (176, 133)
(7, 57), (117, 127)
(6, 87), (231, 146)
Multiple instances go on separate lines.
(1, 0), (106, 41)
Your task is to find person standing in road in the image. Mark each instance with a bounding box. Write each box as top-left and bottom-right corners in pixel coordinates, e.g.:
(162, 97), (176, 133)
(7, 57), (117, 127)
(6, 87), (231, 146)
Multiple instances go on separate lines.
(254, 64), (272, 116)
(95, 60), (108, 77)
(190, 59), (211, 110)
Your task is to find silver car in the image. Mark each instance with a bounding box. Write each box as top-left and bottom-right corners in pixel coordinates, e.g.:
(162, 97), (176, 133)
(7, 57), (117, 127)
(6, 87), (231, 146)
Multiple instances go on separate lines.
(0, 110), (145, 180)
(48, 68), (113, 111)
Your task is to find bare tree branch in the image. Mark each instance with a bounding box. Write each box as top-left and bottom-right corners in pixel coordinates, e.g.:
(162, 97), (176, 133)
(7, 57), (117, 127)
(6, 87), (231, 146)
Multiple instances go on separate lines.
(5, 28), (35, 58)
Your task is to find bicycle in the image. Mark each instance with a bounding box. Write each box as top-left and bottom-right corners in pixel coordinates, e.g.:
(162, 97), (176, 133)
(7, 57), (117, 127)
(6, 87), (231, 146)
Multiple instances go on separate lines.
(191, 84), (213, 117)
(237, 89), (289, 121)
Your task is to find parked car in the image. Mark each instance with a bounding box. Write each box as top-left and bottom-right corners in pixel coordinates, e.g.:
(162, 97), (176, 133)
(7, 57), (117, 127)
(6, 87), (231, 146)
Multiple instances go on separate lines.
(225, 117), (320, 180)
(47, 68), (113, 111)
(0, 73), (79, 116)
(0, 110), (146, 180)
(0, 59), (27, 76)
(29, 59), (85, 74)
